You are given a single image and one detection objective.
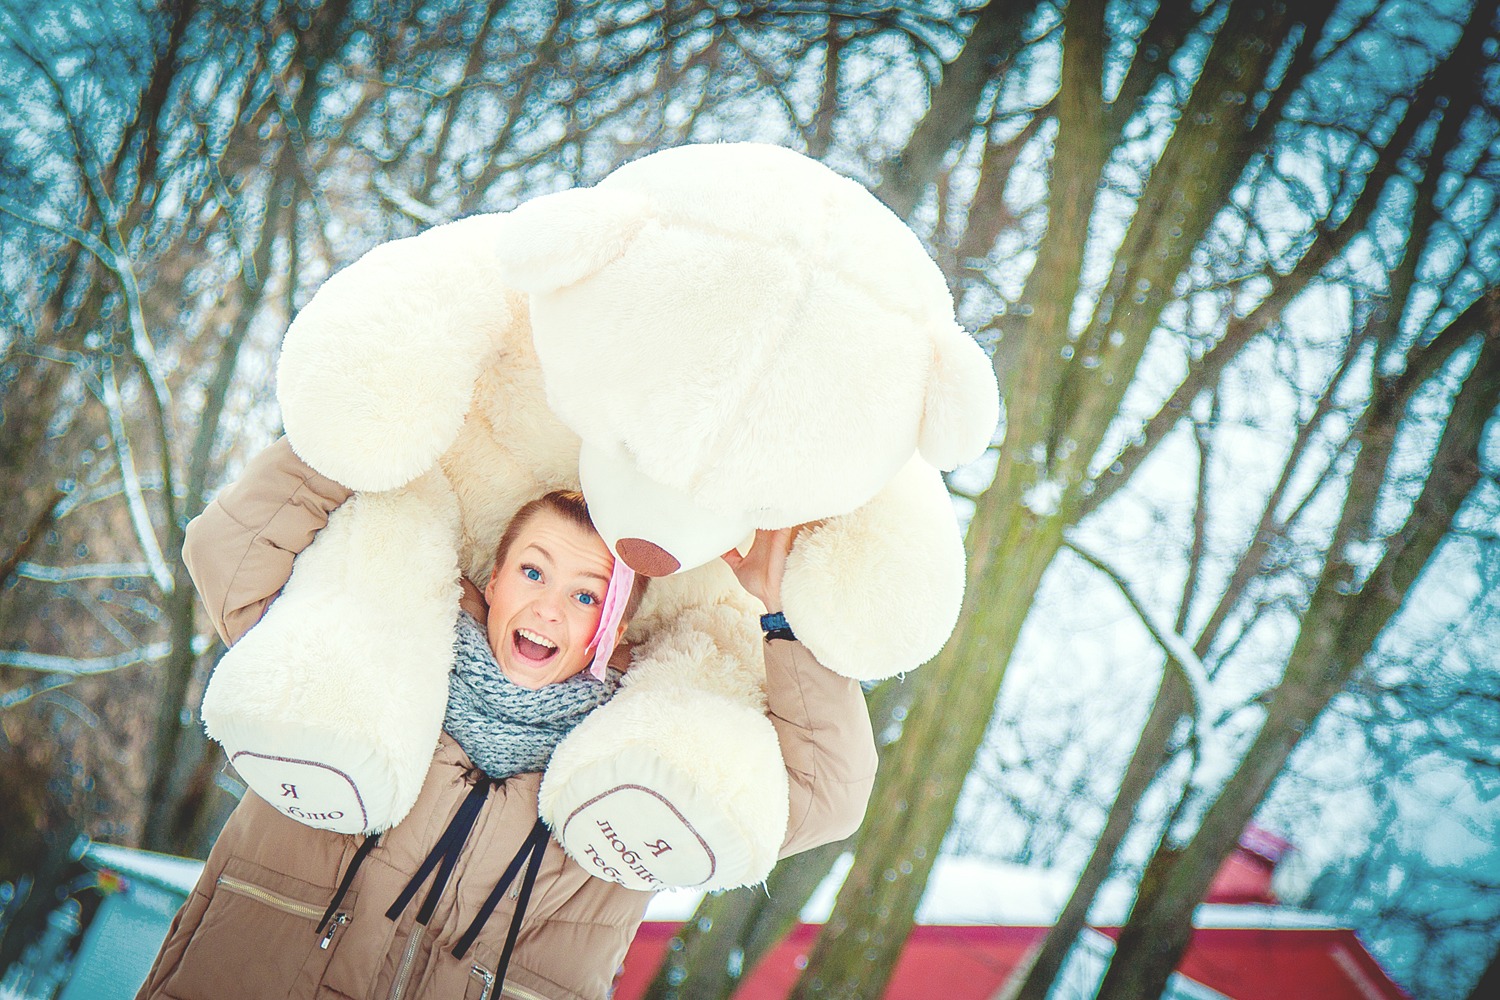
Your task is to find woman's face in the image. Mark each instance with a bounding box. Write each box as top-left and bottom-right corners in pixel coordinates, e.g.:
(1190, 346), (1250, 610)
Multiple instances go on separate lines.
(483, 508), (615, 689)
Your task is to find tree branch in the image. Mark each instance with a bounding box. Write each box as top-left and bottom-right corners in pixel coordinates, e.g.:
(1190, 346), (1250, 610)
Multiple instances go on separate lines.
(0, 489), (65, 587)
(874, 0), (1036, 218)
(1062, 533), (1215, 724)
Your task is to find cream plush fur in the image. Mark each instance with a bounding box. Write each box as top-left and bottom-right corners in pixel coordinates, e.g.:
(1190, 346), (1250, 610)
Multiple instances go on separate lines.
(202, 143), (999, 891)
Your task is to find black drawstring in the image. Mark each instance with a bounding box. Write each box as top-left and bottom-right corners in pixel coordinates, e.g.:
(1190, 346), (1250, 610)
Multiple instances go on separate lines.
(386, 779), (492, 925)
(317, 832), (380, 934)
(378, 779), (551, 994)
(452, 816), (550, 973)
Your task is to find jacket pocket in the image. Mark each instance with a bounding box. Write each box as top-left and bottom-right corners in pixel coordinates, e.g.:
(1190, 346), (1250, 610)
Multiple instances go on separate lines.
(160, 858), (350, 1000)
(417, 940), (562, 1000)
(465, 962), (497, 1000)
(321, 855), (401, 999)
(465, 941), (565, 1000)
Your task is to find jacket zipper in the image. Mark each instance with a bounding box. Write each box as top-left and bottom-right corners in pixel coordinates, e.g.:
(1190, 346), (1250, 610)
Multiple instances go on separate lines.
(388, 928), (423, 1000)
(215, 875), (324, 921)
(470, 963), (495, 1000)
(319, 911), (349, 949)
(508, 855), (531, 900)
(500, 980), (552, 1000)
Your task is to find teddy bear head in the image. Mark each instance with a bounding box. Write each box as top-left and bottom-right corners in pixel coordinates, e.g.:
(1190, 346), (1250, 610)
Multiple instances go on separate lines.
(492, 143), (998, 575)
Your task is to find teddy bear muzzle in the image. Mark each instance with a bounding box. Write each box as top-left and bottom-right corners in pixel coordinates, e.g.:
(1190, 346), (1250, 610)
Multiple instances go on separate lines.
(614, 538), (680, 577)
(578, 441), (758, 576)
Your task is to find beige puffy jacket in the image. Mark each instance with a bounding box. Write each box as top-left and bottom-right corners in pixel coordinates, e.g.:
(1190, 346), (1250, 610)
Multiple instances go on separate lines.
(137, 439), (878, 1000)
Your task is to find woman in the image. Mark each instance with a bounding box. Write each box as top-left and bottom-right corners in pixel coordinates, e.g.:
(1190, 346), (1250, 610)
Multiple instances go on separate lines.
(137, 438), (877, 1000)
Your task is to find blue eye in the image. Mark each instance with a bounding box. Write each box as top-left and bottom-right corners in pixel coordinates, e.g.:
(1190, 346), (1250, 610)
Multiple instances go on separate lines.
(523, 566), (541, 582)
(577, 592), (599, 607)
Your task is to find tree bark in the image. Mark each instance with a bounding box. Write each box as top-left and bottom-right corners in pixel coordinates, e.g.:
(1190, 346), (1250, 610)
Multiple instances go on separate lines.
(1078, 0), (1486, 519)
(874, 1), (1036, 219)
(789, 460), (1065, 1000)
(642, 837), (850, 1000)
(1051, 0), (1311, 468)
(1008, 672), (1190, 1000)
(643, 677), (912, 999)
(140, 0), (351, 849)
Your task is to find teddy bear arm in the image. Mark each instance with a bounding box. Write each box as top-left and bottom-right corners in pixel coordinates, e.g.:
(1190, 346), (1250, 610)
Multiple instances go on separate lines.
(765, 637), (878, 858)
(278, 215), (522, 492)
(185, 437), (352, 645)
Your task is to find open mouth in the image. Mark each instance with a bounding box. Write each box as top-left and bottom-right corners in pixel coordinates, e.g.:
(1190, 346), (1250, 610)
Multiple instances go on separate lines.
(513, 627), (559, 663)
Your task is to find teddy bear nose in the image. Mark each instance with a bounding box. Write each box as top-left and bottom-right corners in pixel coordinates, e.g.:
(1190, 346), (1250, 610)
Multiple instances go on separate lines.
(616, 538), (680, 577)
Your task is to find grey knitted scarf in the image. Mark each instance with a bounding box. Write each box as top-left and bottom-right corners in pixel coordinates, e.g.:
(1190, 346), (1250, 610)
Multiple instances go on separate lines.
(445, 611), (618, 780)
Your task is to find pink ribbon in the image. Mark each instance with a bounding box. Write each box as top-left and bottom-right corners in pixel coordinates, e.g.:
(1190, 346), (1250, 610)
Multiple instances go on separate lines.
(587, 558), (635, 681)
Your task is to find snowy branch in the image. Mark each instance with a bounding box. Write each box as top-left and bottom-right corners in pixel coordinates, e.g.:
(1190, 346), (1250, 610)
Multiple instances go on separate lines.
(1062, 532), (1218, 725)
(101, 365), (174, 593)
(0, 672), (73, 710)
(1, 641), (172, 675)
(0, 26), (185, 572)
(0, 195), (114, 261)
(0, 633), (214, 677)
(57, 474), (165, 519)
(372, 172), (446, 226)
(13, 561), (157, 583)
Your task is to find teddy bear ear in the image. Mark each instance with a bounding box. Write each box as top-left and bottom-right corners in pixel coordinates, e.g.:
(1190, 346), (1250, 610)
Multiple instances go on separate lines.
(918, 323), (1002, 471)
(491, 186), (652, 292)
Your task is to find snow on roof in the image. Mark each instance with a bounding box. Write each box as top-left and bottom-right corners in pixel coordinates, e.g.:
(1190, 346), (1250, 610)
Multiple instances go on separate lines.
(646, 853), (1349, 931)
(84, 843), (205, 895)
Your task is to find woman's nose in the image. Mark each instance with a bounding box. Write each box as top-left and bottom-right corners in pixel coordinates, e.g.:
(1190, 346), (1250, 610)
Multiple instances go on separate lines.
(534, 591), (564, 621)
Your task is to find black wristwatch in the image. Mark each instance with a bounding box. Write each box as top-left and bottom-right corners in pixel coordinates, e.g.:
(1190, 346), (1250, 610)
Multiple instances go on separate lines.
(760, 611), (796, 643)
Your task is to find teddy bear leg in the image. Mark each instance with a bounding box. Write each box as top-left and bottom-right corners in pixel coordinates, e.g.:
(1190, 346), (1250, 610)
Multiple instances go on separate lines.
(540, 684), (789, 892)
(780, 456), (968, 681)
(202, 471), (462, 833)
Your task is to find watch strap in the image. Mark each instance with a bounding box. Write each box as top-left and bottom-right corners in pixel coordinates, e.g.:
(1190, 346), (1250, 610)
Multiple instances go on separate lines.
(760, 611), (796, 642)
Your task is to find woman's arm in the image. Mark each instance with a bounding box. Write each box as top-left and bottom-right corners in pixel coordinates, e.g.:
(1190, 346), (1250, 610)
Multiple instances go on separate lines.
(184, 437), (352, 645)
(766, 637), (878, 856)
(723, 530), (880, 857)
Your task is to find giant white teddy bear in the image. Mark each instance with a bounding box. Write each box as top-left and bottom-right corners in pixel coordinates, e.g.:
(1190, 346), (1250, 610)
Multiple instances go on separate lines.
(201, 143), (999, 892)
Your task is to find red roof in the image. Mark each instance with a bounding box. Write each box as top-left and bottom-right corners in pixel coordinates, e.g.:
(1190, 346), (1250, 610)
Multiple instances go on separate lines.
(1097, 925), (1410, 1000)
(1205, 849), (1280, 905)
(613, 920), (1410, 1000)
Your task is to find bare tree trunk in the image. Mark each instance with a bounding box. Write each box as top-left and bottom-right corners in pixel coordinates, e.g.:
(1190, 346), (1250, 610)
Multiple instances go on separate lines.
(791, 4), (1305, 996)
(141, 155), (302, 850)
(1008, 673), (1190, 1000)
(642, 837), (850, 1000)
(1096, 331), (1500, 1000)
(643, 677), (912, 999)
(789, 469), (1063, 1000)
(1007, 68), (1436, 986)
(140, 0), (356, 849)
(806, 15), (844, 162)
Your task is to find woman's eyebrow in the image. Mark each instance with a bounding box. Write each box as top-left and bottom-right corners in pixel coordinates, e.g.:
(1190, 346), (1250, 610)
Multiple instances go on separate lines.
(525, 543), (609, 584)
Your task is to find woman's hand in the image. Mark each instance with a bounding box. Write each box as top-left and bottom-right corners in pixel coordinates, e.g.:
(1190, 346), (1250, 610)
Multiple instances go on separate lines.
(459, 576), (488, 619)
(722, 527), (799, 613)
